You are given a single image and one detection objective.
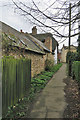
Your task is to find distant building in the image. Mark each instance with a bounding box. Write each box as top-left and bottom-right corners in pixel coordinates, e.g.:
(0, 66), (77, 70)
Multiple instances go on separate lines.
(61, 45), (77, 63)
(58, 49), (61, 62)
(31, 26), (59, 64)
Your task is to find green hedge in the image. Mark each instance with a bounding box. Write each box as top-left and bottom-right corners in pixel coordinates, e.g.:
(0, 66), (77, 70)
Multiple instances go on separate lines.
(72, 61), (80, 83)
(66, 52), (78, 76)
(66, 51), (78, 63)
(2, 56), (31, 117)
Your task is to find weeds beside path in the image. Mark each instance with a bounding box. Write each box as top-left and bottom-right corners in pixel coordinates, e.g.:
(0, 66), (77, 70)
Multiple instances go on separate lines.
(29, 64), (67, 118)
(6, 63), (62, 119)
(63, 77), (80, 118)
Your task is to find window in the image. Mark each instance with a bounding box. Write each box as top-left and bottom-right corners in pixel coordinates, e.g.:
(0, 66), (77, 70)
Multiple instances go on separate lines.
(41, 39), (45, 43)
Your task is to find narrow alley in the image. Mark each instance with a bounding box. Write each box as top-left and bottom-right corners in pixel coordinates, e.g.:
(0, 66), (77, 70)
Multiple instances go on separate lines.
(29, 64), (67, 118)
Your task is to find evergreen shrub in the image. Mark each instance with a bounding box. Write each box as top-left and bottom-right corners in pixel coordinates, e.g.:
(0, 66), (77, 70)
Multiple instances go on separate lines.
(72, 61), (80, 83)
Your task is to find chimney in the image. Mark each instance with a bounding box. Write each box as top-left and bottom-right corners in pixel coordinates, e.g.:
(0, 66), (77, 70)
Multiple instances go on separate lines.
(20, 29), (23, 33)
(32, 26), (37, 35)
(44, 37), (52, 52)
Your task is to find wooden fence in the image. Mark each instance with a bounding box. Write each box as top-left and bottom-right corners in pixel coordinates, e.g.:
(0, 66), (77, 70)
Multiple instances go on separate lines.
(2, 56), (31, 117)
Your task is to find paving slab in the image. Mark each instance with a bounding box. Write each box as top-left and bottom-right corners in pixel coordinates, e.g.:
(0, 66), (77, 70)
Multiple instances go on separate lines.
(29, 64), (67, 118)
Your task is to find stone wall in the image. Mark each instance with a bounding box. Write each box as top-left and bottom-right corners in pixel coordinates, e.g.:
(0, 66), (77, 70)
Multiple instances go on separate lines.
(24, 51), (45, 77)
(7, 49), (45, 77)
(47, 53), (54, 62)
(61, 48), (68, 63)
(3, 47), (54, 77)
(24, 51), (54, 76)
(44, 37), (52, 52)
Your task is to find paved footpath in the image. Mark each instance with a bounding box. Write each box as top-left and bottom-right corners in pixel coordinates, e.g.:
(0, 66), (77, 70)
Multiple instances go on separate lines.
(29, 64), (67, 118)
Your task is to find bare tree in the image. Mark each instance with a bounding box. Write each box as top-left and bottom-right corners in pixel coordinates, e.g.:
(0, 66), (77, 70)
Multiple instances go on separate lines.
(12, 0), (80, 44)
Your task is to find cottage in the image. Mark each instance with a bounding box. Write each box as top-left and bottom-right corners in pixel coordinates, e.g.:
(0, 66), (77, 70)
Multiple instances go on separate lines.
(31, 26), (59, 64)
(61, 44), (77, 63)
(0, 21), (54, 77)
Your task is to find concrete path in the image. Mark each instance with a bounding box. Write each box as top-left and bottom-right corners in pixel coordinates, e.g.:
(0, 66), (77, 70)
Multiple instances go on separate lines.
(29, 64), (67, 118)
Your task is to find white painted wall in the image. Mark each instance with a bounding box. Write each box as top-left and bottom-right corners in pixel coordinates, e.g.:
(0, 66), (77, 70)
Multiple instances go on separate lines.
(54, 46), (57, 64)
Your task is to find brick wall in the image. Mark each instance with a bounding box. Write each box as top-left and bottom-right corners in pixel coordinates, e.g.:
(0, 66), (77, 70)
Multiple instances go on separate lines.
(24, 52), (45, 77)
(43, 52), (54, 65)
(6, 49), (45, 77)
(3, 47), (54, 77)
(44, 37), (52, 52)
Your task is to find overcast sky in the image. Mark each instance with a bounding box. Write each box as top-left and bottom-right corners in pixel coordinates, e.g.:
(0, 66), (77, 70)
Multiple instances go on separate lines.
(0, 0), (79, 49)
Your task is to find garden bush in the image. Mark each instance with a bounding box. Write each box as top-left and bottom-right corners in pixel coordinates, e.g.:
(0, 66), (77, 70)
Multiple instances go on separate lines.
(66, 51), (78, 76)
(72, 61), (80, 83)
(50, 63), (62, 72)
(31, 63), (62, 93)
(66, 51), (78, 63)
(45, 59), (54, 71)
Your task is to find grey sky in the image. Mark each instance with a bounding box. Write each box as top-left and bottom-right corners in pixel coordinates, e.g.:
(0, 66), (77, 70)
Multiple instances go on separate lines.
(0, 0), (79, 49)
(0, 0), (33, 32)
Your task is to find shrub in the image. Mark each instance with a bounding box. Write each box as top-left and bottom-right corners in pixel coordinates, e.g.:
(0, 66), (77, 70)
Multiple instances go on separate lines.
(50, 63), (62, 72)
(72, 61), (80, 83)
(66, 51), (78, 63)
(66, 51), (72, 63)
(45, 59), (54, 71)
(66, 51), (78, 76)
(31, 63), (62, 93)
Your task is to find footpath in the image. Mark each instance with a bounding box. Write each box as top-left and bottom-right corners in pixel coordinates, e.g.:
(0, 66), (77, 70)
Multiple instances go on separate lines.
(29, 64), (67, 118)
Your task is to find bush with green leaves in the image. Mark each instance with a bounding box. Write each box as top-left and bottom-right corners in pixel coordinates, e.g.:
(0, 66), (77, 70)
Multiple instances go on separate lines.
(66, 51), (78, 63)
(66, 51), (78, 76)
(50, 63), (62, 72)
(45, 59), (54, 71)
(31, 63), (62, 93)
(72, 61), (80, 83)
(66, 35), (80, 76)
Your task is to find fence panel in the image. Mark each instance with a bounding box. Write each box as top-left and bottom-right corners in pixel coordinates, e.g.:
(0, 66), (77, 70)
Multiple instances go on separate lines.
(2, 57), (31, 117)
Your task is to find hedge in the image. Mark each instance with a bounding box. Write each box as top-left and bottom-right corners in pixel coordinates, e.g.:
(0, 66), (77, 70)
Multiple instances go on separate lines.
(66, 51), (78, 63)
(72, 61), (80, 83)
(66, 51), (78, 76)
